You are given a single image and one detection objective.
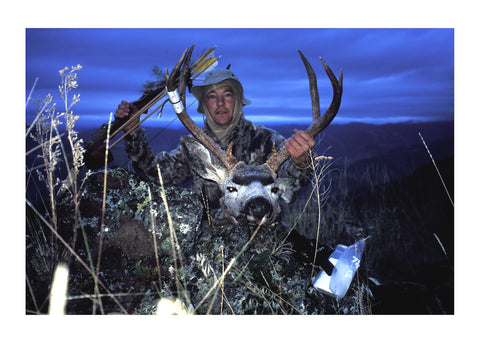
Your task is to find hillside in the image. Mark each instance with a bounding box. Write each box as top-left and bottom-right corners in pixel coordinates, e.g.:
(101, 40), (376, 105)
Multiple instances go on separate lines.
(78, 120), (453, 189)
(28, 120), (454, 313)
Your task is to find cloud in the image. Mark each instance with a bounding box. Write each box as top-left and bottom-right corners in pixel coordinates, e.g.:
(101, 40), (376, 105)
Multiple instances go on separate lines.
(26, 28), (454, 128)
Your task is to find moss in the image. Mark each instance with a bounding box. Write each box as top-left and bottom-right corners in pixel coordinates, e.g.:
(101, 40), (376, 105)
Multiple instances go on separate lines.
(133, 260), (158, 281)
(135, 196), (151, 215)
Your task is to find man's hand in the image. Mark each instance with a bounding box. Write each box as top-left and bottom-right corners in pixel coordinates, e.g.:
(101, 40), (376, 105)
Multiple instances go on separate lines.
(114, 100), (140, 133)
(285, 129), (316, 168)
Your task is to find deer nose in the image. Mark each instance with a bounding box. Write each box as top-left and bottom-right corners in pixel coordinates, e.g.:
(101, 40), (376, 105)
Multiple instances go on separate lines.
(245, 197), (273, 221)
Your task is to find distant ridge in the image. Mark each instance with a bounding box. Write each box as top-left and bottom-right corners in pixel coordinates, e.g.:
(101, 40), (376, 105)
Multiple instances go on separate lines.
(77, 120), (454, 187)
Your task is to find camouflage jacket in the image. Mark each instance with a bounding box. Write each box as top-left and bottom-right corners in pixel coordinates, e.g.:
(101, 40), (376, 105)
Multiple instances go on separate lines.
(123, 117), (313, 210)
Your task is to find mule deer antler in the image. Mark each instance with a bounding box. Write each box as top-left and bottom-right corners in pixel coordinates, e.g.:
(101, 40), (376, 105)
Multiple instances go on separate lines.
(166, 48), (343, 224)
(167, 48), (342, 173)
(266, 51), (343, 172)
(166, 45), (238, 170)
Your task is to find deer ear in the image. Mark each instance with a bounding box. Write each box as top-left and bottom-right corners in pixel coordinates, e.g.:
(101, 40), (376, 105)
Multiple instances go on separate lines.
(276, 177), (298, 203)
(184, 138), (226, 184)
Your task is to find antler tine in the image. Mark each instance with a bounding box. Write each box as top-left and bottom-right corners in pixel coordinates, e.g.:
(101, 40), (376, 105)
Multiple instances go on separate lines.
(298, 50), (321, 121)
(304, 57), (343, 138)
(266, 52), (343, 173)
(167, 46), (238, 170)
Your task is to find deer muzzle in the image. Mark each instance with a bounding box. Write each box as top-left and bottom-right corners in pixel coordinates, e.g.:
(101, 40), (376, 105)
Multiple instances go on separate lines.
(244, 197), (274, 223)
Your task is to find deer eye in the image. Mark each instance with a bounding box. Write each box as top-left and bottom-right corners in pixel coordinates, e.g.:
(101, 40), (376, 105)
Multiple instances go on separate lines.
(227, 186), (237, 193)
(271, 187), (279, 194)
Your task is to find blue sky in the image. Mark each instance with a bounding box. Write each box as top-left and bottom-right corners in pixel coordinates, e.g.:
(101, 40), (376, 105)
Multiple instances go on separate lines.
(25, 28), (454, 129)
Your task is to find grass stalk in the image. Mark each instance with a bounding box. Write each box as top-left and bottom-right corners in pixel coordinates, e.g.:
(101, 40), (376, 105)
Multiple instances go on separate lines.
(310, 154), (332, 279)
(92, 113), (113, 314)
(418, 131), (454, 207)
(156, 164), (191, 308)
(147, 186), (163, 290)
(26, 275), (40, 313)
(220, 245), (225, 314)
(26, 199), (127, 313)
(194, 216), (267, 312)
(26, 77), (39, 107)
(48, 263), (69, 315)
(26, 93), (52, 139)
(45, 114), (60, 263)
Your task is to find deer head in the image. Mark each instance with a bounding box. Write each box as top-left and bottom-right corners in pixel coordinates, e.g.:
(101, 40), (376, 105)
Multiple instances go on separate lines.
(167, 46), (343, 225)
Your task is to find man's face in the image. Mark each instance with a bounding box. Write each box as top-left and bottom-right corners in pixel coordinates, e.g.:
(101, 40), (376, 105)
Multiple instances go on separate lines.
(206, 85), (236, 127)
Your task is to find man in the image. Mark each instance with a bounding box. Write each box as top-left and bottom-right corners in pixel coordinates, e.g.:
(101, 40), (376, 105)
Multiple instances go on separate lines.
(115, 69), (316, 223)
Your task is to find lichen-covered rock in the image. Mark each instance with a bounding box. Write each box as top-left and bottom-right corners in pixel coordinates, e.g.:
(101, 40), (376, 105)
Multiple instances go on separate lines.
(54, 167), (365, 314)
(59, 167), (203, 259)
(55, 167), (204, 313)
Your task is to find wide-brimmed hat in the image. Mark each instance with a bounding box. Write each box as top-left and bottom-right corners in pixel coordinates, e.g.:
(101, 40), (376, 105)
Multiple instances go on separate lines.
(191, 69), (251, 113)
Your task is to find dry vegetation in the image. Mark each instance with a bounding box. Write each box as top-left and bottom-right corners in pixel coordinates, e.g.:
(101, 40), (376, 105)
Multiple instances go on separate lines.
(26, 66), (452, 315)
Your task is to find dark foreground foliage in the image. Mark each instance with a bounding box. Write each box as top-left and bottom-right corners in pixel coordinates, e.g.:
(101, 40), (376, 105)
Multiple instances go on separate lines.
(27, 167), (372, 314)
(26, 121), (454, 315)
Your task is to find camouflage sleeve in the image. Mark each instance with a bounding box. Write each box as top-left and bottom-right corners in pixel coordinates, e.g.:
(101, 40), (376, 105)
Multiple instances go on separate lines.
(123, 127), (192, 185)
(270, 131), (315, 202)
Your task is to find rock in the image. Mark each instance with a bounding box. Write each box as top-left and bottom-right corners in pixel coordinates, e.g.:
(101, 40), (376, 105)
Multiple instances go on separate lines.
(49, 167), (366, 314)
(55, 167), (204, 313)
